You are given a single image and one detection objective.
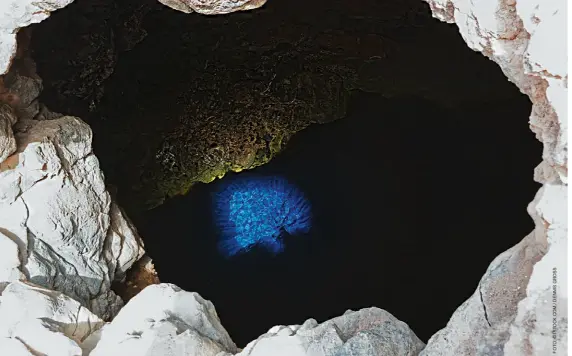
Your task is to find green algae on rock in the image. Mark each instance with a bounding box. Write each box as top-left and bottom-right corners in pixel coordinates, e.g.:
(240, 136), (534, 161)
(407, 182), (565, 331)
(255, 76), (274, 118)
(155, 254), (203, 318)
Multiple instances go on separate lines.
(30, 0), (523, 213)
(141, 69), (350, 209)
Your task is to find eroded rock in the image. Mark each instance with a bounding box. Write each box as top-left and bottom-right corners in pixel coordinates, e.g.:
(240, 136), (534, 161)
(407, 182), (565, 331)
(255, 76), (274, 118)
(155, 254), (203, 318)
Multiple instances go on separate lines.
(421, 0), (568, 355)
(90, 283), (238, 356)
(0, 104), (16, 163)
(157, 0), (267, 15)
(0, 116), (144, 319)
(0, 280), (105, 355)
(113, 254), (161, 302)
(424, 0), (567, 185)
(238, 308), (425, 356)
(0, 0), (75, 75)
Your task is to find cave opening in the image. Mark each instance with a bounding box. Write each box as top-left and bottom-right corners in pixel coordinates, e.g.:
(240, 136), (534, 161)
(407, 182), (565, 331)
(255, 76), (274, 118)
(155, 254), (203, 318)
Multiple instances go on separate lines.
(137, 91), (541, 346)
(28, 0), (542, 348)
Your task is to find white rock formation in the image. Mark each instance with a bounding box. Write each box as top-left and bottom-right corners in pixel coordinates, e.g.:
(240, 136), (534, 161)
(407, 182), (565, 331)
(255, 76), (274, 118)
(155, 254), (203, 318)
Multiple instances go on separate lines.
(157, 0), (267, 15)
(0, 0), (74, 75)
(0, 115), (144, 319)
(419, 0), (568, 355)
(89, 284), (238, 356)
(236, 308), (425, 356)
(0, 104), (17, 162)
(0, 280), (105, 355)
(424, 0), (567, 184)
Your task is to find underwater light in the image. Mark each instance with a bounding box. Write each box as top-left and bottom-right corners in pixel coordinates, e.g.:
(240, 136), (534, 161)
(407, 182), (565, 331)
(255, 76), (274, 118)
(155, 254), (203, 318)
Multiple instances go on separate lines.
(213, 175), (312, 257)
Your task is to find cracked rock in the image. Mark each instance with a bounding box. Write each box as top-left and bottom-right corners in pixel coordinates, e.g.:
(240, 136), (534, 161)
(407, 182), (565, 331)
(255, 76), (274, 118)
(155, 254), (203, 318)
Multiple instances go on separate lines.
(237, 308), (425, 356)
(90, 283), (238, 356)
(0, 116), (144, 320)
(420, 0), (567, 354)
(0, 280), (105, 355)
(0, 0), (75, 75)
(0, 104), (17, 163)
(157, 0), (267, 15)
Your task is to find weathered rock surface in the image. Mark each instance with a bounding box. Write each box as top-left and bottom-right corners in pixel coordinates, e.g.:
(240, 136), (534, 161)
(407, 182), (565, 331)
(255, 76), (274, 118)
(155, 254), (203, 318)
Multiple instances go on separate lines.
(158, 0), (266, 15)
(420, 185), (567, 355)
(32, 0), (525, 212)
(113, 254), (161, 302)
(420, 0), (568, 355)
(237, 308), (425, 356)
(0, 280), (105, 355)
(90, 283), (238, 356)
(0, 0), (74, 75)
(0, 104), (17, 162)
(0, 280), (425, 355)
(424, 0), (567, 185)
(0, 115), (144, 319)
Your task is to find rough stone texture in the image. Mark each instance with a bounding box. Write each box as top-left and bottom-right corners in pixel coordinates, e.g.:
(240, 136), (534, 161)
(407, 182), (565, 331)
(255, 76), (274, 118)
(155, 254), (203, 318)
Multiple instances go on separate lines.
(158, 0), (266, 14)
(424, 0), (567, 185)
(32, 0), (526, 212)
(28, 0), (153, 122)
(0, 29), (43, 165)
(0, 280), (105, 355)
(237, 308), (425, 356)
(420, 185), (566, 355)
(0, 115), (144, 320)
(0, 0), (74, 75)
(420, 0), (568, 355)
(113, 254), (161, 302)
(0, 103), (17, 162)
(503, 184), (568, 356)
(0, 230), (24, 292)
(90, 283), (238, 356)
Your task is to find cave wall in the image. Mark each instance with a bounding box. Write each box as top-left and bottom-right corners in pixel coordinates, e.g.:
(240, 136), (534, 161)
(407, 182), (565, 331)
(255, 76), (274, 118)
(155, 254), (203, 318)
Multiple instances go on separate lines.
(420, 0), (568, 354)
(27, 0), (524, 214)
(0, 0), (567, 355)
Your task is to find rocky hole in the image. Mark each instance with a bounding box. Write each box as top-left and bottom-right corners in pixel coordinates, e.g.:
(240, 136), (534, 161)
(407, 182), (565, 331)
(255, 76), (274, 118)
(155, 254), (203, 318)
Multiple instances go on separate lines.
(29, 0), (542, 347)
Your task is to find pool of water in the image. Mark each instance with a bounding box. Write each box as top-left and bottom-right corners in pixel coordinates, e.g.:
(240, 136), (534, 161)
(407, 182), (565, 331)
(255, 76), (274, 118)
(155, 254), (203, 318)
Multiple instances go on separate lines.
(136, 91), (540, 346)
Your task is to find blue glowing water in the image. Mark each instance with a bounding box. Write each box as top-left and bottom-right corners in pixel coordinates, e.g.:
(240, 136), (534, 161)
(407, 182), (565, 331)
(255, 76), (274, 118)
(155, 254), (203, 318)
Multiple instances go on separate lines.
(213, 175), (312, 257)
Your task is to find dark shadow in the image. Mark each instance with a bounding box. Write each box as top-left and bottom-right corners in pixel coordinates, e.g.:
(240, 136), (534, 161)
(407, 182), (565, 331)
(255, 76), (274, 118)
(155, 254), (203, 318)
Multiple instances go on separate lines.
(27, 0), (542, 346)
(136, 92), (541, 346)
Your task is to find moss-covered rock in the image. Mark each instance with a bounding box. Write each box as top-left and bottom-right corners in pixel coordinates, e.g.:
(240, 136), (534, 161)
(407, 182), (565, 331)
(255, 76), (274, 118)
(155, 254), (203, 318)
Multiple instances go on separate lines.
(31, 0), (522, 214)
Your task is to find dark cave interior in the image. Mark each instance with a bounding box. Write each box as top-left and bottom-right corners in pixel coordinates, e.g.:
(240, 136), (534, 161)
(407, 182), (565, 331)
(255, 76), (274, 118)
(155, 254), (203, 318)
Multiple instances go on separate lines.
(139, 92), (540, 345)
(29, 0), (542, 348)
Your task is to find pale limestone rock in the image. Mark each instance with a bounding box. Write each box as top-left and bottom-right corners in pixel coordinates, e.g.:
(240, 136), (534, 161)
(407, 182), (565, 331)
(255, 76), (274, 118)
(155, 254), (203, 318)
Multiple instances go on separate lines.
(421, 0), (568, 355)
(0, 0), (75, 75)
(419, 188), (546, 355)
(158, 0), (267, 15)
(0, 230), (24, 292)
(424, 0), (567, 184)
(90, 283), (238, 356)
(503, 184), (568, 355)
(238, 308), (425, 356)
(0, 57), (43, 166)
(106, 202), (147, 282)
(0, 116), (144, 319)
(0, 280), (105, 355)
(420, 185), (567, 356)
(11, 318), (84, 356)
(0, 103), (16, 162)
(2, 337), (37, 356)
